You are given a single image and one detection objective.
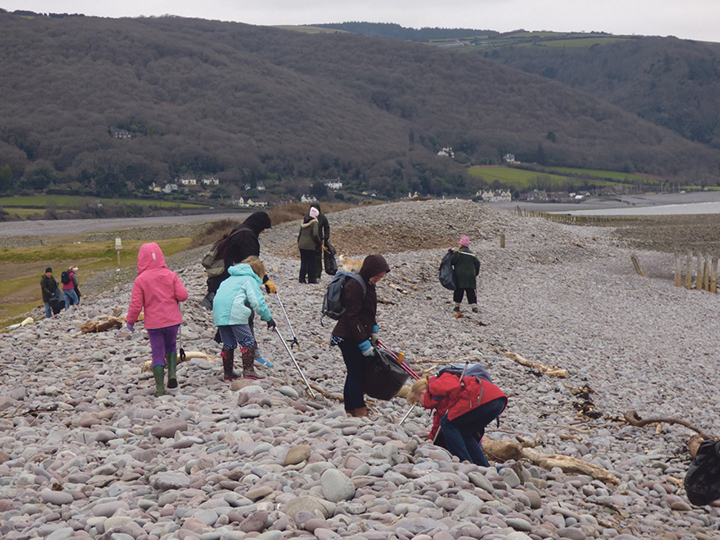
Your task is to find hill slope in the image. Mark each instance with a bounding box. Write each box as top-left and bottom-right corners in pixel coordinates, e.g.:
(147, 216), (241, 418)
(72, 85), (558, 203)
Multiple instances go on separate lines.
(1, 13), (719, 200)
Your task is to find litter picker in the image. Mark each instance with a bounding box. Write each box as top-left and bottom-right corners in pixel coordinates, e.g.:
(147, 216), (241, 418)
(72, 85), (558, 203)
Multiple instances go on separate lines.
(274, 327), (315, 399)
(376, 340), (420, 380)
(274, 291), (300, 350)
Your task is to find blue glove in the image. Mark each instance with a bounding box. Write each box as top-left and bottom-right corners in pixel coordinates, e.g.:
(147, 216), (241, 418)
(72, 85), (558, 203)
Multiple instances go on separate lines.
(371, 325), (379, 334)
(358, 340), (374, 356)
(126, 322), (134, 333)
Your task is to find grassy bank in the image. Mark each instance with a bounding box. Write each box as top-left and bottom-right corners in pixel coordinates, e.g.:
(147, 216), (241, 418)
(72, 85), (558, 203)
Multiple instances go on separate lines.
(0, 236), (193, 328)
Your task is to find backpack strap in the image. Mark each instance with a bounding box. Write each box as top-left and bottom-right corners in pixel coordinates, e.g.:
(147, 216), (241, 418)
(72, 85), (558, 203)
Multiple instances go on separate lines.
(348, 273), (367, 297)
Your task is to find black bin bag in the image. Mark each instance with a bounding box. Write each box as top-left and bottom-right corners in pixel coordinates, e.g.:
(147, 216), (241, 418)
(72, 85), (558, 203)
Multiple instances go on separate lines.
(363, 347), (409, 401)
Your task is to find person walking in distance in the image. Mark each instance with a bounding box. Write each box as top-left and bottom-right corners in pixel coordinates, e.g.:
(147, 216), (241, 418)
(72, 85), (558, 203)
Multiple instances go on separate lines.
(126, 243), (189, 397)
(451, 236), (480, 315)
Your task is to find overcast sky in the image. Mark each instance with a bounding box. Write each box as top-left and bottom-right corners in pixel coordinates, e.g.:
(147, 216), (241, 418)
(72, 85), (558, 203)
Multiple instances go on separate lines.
(3, 1), (720, 43)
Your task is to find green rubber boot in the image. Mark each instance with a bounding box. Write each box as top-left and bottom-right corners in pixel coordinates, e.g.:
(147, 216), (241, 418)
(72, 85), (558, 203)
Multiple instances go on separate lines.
(167, 353), (178, 389)
(152, 365), (165, 397)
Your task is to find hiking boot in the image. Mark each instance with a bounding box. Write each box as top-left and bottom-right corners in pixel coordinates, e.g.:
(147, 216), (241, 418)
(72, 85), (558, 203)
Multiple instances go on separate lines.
(243, 369), (264, 380)
(352, 406), (368, 418)
(453, 305), (460, 313)
(152, 365), (165, 397)
(241, 345), (264, 379)
(166, 352), (178, 389)
(221, 348), (239, 381)
(200, 292), (214, 310)
(255, 357), (274, 368)
(471, 306), (479, 313)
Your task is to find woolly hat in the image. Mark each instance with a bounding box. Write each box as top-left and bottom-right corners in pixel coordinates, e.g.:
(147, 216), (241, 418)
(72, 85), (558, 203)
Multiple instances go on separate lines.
(45, 267), (52, 273)
(309, 207), (319, 218)
(459, 236), (470, 247)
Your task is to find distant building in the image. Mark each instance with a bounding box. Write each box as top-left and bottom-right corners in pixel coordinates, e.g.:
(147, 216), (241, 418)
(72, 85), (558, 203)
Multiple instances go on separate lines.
(178, 176), (196, 186)
(476, 189), (512, 202)
(110, 128), (131, 139)
(526, 189), (547, 202)
(231, 197), (246, 206)
(437, 147), (455, 158)
(247, 199), (267, 207)
(503, 153), (519, 164)
(325, 181), (343, 190)
(201, 176), (220, 186)
(162, 183), (178, 194)
(300, 194), (317, 203)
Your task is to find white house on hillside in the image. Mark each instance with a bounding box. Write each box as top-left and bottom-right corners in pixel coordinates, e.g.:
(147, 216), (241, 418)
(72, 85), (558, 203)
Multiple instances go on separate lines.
(325, 181), (343, 190)
(201, 176), (219, 186)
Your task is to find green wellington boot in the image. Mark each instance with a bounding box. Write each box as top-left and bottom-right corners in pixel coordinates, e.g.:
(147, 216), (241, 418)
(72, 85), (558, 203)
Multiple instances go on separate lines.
(166, 353), (178, 389)
(152, 365), (166, 397)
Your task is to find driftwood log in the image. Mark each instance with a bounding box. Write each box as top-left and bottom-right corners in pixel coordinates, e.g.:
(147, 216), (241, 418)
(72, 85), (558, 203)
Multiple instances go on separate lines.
(505, 352), (568, 378)
(81, 317), (124, 334)
(140, 351), (215, 373)
(623, 410), (713, 440)
(483, 439), (619, 485)
(624, 410), (716, 458)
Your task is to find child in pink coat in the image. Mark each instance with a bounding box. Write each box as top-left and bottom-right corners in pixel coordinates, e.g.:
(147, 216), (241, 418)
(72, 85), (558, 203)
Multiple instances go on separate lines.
(126, 243), (189, 397)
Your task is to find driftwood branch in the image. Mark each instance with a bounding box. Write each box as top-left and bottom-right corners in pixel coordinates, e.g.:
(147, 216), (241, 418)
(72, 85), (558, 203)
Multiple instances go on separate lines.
(483, 439), (619, 485)
(505, 352), (568, 378)
(623, 410), (713, 440)
(308, 383), (343, 402)
(81, 317), (124, 334)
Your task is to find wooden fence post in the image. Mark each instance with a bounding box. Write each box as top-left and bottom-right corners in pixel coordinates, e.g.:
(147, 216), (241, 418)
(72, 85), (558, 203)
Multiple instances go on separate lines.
(674, 252), (682, 287)
(712, 257), (718, 294)
(685, 252), (692, 290)
(703, 254), (711, 291)
(630, 253), (645, 277)
(500, 232), (505, 249)
(696, 252), (703, 290)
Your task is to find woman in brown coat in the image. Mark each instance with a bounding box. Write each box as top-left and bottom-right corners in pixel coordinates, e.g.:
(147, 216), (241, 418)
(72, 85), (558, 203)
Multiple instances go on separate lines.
(331, 254), (390, 417)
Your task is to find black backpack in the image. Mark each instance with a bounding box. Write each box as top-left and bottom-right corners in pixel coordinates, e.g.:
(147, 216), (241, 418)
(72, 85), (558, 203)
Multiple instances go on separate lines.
(321, 271), (366, 324)
(60, 271), (71, 285)
(439, 251), (456, 290)
(685, 439), (720, 506)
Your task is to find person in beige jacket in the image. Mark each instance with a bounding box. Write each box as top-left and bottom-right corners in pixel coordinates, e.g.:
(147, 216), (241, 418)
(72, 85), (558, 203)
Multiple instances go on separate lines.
(297, 206), (321, 283)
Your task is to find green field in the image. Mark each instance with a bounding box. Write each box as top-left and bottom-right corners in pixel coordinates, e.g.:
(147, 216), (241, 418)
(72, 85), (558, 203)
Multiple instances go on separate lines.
(467, 165), (664, 190)
(537, 37), (631, 48)
(468, 166), (609, 189)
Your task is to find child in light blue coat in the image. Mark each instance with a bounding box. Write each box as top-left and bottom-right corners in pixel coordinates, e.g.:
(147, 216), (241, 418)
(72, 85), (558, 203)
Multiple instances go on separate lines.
(213, 257), (275, 380)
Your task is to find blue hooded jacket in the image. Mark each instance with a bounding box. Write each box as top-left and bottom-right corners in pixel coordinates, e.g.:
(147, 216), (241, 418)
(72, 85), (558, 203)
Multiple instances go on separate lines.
(213, 264), (272, 326)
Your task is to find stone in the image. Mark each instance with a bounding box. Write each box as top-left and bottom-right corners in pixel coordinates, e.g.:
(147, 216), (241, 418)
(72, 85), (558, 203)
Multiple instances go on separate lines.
(150, 418), (188, 438)
(320, 468), (355, 502)
(284, 444), (312, 465)
(239, 510), (268, 533)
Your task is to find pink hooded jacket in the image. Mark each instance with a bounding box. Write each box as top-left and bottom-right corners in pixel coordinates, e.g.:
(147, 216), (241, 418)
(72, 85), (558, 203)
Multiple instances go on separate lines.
(127, 243), (188, 329)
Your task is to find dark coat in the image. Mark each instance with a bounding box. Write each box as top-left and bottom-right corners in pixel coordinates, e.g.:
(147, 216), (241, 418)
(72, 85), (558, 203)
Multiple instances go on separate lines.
(40, 274), (59, 302)
(224, 211), (272, 269)
(332, 255), (390, 344)
(297, 217), (320, 250)
(451, 247), (480, 289)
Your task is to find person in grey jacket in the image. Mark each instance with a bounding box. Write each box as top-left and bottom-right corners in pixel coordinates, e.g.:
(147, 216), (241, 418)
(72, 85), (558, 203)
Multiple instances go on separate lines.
(297, 206), (321, 283)
(310, 203), (330, 281)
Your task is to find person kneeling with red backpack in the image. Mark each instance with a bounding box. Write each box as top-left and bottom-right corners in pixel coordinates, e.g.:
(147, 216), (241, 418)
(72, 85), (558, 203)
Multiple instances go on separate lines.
(408, 364), (507, 467)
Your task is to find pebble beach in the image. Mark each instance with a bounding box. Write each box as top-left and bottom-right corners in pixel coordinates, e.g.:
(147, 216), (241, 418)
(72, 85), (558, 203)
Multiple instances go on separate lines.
(1, 199), (719, 540)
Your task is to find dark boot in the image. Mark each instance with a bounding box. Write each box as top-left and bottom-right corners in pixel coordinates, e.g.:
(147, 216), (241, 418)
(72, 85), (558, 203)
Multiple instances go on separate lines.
(221, 348), (239, 381)
(152, 365), (165, 397)
(166, 352), (178, 389)
(353, 406), (368, 418)
(242, 345), (264, 380)
(345, 409), (355, 417)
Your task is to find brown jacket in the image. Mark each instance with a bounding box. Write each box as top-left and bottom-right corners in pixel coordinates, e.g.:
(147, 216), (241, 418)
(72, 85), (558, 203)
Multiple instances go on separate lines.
(331, 255), (390, 344)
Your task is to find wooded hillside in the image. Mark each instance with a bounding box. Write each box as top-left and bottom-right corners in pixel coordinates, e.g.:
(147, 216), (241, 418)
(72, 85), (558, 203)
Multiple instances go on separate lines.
(1, 12), (719, 201)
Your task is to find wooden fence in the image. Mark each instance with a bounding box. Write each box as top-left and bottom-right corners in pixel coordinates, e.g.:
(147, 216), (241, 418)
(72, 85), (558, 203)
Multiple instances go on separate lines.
(513, 207), (617, 225)
(674, 252), (719, 293)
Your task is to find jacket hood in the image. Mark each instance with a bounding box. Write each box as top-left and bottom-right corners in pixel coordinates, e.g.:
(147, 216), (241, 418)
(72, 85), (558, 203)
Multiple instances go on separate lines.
(359, 254), (390, 282)
(137, 243), (167, 274)
(242, 211), (272, 235)
(228, 263), (263, 283)
(310, 203), (322, 213)
(301, 217), (318, 227)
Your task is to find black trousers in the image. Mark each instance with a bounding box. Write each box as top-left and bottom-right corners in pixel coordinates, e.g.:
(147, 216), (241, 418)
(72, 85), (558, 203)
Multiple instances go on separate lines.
(299, 249), (316, 283)
(453, 288), (477, 304)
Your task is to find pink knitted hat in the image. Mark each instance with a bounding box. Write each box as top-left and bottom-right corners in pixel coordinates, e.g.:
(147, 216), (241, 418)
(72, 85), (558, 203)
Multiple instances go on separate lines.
(459, 236), (470, 247)
(309, 207), (319, 218)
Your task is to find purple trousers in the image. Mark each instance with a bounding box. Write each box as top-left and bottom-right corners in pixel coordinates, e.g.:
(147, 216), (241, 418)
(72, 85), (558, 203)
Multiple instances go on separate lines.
(147, 324), (180, 367)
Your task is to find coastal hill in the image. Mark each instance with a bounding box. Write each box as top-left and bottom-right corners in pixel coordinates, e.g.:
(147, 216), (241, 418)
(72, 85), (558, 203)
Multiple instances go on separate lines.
(1, 12), (720, 201)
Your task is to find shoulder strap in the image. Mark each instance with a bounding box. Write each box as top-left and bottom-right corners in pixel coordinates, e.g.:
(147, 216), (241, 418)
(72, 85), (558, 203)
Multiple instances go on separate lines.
(348, 273), (367, 297)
